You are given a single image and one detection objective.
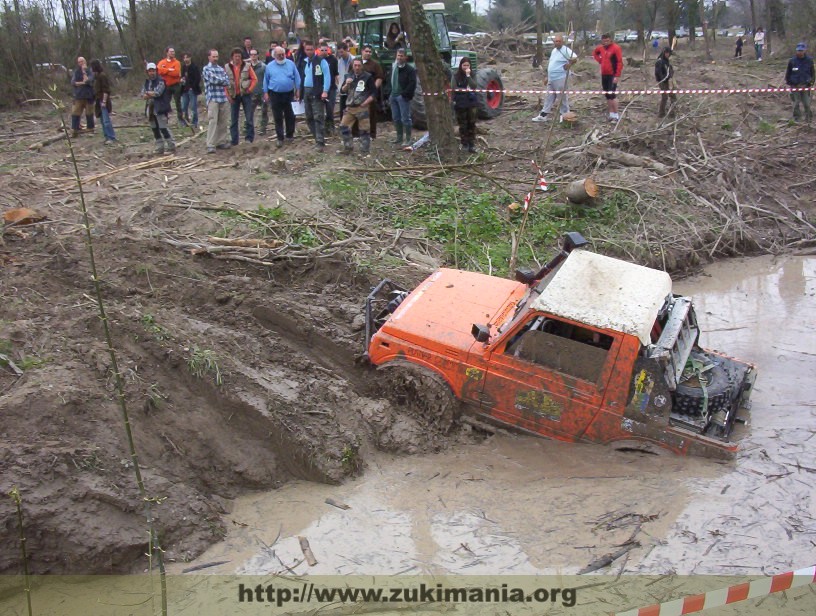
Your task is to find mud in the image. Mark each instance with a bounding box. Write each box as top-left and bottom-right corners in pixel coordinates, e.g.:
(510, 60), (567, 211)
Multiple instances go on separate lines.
(173, 255), (816, 578)
(2, 36), (815, 580)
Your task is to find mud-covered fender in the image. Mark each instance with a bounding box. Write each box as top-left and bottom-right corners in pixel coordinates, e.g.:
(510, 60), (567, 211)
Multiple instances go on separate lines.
(624, 357), (672, 424)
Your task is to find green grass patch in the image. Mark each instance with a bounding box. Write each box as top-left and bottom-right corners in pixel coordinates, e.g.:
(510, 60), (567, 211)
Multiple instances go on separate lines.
(319, 173), (621, 277)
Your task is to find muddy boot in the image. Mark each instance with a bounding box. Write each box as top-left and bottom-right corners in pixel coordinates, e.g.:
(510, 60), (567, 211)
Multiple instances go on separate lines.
(165, 140), (176, 153)
(340, 127), (353, 154)
(154, 139), (165, 155)
(359, 132), (371, 156)
(401, 126), (412, 147)
(392, 123), (403, 144)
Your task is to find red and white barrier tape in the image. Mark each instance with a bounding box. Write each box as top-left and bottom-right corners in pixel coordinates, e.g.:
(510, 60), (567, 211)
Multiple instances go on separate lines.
(613, 565), (816, 616)
(429, 85), (815, 96)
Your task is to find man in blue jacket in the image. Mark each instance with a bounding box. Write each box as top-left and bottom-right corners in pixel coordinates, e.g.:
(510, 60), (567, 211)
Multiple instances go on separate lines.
(785, 43), (814, 123)
(300, 41), (330, 150)
(264, 46), (301, 148)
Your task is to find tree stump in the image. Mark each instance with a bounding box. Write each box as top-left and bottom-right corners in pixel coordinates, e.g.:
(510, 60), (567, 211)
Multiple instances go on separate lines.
(565, 178), (599, 204)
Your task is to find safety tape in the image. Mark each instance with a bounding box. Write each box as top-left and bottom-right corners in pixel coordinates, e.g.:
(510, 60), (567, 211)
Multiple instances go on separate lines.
(613, 565), (816, 616)
(426, 85), (815, 96)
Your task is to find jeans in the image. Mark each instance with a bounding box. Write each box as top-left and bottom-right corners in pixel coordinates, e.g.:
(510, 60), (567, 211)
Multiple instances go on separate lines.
(268, 91), (295, 141)
(541, 77), (570, 115)
(230, 94), (254, 144)
(390, 94), (412, 127)
(791, 89), (812, 121)
(325, 86), (338, 132)
(100, 107), (116, 141)
(166, 82), (183, 118)
(304, 87), (326, 145)
(181, 90), (199, 126)
(755, 44), (763, 60)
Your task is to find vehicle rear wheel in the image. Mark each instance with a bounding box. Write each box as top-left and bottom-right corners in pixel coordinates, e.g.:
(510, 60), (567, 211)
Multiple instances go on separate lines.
(377, 361), (458, 433)
(475, 68), (504, 120)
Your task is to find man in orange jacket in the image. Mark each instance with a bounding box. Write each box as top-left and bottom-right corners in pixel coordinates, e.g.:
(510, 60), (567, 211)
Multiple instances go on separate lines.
(157, 46), (184, 124)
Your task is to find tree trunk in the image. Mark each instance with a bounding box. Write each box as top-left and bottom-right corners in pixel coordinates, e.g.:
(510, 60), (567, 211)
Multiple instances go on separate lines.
(749, 0), (756, 35)
(107, 0), (131, 59)
(397, 0), (457, 159)
(535, 0), (543, 67)
(688, 0), (697, 48)
(698, 2), (712, 61)
(302, 0), (319, 42)
(128, 0), (146, 65)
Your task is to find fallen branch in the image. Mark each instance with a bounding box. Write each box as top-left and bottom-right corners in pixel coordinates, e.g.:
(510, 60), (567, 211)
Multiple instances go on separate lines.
(578, 541), (640, 574)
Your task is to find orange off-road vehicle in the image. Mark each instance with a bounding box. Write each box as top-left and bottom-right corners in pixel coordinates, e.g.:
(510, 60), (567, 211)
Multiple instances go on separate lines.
(364, 233), (756, 459)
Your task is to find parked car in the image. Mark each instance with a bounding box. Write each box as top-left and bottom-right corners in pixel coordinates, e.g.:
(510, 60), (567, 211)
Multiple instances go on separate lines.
(104, 55), (133, 77)
(624, 31), (639, 42)
(35, 63), (69, 79)
(650, 30), (669, 40)
(676, 27), (689, 38)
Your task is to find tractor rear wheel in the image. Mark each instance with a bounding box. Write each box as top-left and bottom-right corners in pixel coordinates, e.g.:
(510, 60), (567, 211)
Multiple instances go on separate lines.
(475, 68), (504, 120)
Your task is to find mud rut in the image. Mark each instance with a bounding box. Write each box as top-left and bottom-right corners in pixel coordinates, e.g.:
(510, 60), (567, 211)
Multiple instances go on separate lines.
(0, 230), (467, 574)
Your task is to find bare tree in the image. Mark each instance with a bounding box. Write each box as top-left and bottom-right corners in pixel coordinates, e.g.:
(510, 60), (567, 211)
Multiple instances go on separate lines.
(397, 0), (457, 158)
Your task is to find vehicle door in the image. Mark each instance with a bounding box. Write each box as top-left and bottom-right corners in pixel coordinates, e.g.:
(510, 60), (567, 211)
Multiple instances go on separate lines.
(478, 313), (620, 441)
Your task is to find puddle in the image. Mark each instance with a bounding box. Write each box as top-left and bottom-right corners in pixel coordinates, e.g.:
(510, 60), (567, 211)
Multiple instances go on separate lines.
(172, 255), (816, 578)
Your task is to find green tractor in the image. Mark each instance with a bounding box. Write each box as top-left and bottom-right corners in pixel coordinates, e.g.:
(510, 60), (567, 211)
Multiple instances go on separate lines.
(341, 2), (504, 129)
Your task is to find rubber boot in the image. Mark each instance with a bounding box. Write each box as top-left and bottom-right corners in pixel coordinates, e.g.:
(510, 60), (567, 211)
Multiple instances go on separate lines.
(401, 125), (412, 147)
(154, 139), (165, 155)
(392, 123), (403, 144)
(339, 127), (353, 154)
(360, 132), (371, 156)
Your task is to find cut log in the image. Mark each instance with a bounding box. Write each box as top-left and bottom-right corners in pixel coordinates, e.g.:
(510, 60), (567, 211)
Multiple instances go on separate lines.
(565, 178), (599, 204)
(586, 145), (673, 175)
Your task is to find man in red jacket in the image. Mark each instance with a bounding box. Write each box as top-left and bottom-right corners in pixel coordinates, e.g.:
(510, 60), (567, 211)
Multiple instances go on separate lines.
(593, 33), (623, 122)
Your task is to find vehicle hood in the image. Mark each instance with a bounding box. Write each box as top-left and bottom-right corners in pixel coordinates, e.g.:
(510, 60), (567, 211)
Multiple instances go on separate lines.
(381, 269), (522, 353)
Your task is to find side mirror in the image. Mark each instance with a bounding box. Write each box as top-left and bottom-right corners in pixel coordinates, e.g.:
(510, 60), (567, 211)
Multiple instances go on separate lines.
(471, 323), (490, 343)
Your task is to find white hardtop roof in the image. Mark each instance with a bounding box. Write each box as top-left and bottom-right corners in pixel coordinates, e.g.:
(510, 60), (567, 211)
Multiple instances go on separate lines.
(529, 249), (672, 345)
(359, 3), (444, 17)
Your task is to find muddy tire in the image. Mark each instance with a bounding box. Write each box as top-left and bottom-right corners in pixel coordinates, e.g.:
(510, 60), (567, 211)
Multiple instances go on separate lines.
(377, 361), (458, 433)
(475, 68), (504, 120)
(674, 351), (734, 417)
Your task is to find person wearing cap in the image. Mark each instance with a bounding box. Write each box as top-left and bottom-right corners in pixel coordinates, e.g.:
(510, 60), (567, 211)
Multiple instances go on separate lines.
(785, 43), (814, 123)
(654, 47), (676, 118)
(360, 44), (384, 138)
(140, 62), (175, 154)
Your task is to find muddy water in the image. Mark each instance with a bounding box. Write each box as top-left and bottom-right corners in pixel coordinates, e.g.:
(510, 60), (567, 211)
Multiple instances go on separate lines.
(173, 255), (816, 578)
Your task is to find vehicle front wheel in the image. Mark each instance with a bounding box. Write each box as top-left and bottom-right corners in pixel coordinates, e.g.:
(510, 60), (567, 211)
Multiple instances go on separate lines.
(377, 361), (458, 433)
